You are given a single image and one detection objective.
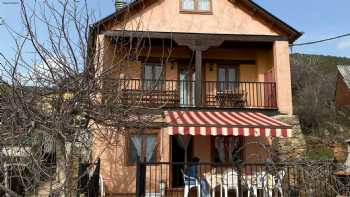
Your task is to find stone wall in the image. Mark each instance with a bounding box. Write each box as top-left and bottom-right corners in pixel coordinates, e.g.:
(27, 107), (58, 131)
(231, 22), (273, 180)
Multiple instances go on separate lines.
(272, 115), (307, 161)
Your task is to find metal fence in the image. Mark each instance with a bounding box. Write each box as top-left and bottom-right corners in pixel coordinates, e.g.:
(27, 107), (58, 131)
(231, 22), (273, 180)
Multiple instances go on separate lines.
(104, 79), (277, 109)
(136, 161), (340, 197)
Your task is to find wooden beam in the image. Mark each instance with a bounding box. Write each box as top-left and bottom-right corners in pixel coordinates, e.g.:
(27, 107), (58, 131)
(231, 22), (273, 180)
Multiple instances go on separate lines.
(173, 37), (224, 51)
(195, 50), (203, 107)
(137, 56), (256, 65)
(104, 30), (289, 42)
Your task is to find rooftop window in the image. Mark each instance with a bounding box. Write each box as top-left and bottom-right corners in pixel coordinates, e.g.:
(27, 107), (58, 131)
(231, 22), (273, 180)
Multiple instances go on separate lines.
(180, 0), (212, 13)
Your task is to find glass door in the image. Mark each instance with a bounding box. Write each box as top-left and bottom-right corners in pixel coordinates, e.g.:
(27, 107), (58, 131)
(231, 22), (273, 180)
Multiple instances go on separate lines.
(218, 66), (237, 92)
(179, 66), (195, 107)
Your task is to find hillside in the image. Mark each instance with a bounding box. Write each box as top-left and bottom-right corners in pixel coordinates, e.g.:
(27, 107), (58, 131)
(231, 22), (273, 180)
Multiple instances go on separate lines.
(292, 53), (350, 74)
(290, 53), (350, 160)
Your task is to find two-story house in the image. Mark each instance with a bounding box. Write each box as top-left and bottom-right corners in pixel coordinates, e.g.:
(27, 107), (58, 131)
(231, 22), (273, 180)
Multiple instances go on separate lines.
(89, 0), (302, 196)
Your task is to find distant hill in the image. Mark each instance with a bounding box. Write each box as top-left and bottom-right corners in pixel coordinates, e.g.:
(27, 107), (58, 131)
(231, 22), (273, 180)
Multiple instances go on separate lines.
(291, 53), (350, 74)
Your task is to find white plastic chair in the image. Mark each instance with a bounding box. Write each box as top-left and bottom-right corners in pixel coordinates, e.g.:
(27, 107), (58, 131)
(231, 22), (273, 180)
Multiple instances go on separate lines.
(246, 170), (285, 197)
(182, 170), (201, 197)
(243, 173), (259, 197)
(221, 170), (239, 197)
(204, 169), (222, 197)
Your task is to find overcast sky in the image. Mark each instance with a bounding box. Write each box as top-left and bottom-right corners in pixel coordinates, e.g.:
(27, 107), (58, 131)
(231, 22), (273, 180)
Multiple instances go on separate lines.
(1, 0), (350, 60)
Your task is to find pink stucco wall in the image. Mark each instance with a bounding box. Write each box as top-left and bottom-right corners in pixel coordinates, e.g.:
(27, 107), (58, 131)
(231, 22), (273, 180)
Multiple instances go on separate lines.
(273, 41), (293, 115)
(113, 0), (282, 36)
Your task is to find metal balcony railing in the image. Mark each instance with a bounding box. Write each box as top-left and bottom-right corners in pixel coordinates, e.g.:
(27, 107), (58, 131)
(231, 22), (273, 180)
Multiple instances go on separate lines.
(104, 79), (277, 109)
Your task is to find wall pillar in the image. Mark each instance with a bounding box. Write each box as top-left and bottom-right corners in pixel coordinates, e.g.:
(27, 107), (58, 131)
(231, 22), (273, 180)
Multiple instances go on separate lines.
(273, 41), (293, 115)
(195, 50), (203, 107)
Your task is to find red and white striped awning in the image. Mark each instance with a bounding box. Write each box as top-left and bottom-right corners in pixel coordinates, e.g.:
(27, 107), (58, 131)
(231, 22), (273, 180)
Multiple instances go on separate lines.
(165, 111), (292, 137)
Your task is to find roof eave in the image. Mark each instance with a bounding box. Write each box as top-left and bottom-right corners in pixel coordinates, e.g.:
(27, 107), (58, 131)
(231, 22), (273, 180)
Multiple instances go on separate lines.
(238, 0), (302, 43)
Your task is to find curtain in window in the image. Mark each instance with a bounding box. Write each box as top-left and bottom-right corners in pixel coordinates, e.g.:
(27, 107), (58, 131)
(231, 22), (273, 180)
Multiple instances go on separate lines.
(153, 65), (163, 90)
(175, 135), (192, 163)
(180, 72), (189, 106)
(143, 64), (163, 90)
(131, 136), (142, 160)
(215, 137), (226, 162)
(182, 0), (194, 10)
(191, 72), (196, 105)
(175, 135), (192, 150)
(146, 136), (157, 162)
(154, 66), (162, 81)
(144, 64), (153, 89)
(218, 67), (226, 92)
(215, 137), (240, 163)
(227, 137), (240, 162)
(227, 68), (236, 91)
(198, 0), (210, 11)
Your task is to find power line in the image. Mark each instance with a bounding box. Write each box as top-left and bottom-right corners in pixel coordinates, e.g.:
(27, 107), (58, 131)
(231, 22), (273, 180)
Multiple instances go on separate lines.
(291, 33), (350, 47)
(2, 1), (19, 5)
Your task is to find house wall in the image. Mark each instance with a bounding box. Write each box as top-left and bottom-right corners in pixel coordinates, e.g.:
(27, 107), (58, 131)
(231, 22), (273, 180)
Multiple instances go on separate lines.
(192, 136), (211, 162)
(93, 125), (271, 195)
(95, 0), (294, 113)
(273, 41), (293, 115)
(336, 73), (350, 107)
(92, 126), (171, 195)
(113, 0), (284, 36)
(107, 47), (273, 82)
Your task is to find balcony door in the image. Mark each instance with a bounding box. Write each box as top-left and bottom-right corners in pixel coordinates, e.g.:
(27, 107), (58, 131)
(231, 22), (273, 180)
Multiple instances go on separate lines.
(143, 63), (163, 90)
(264, 69), (277, 107)
(218, 65), (238, 92)
(179, 66), (195, 107)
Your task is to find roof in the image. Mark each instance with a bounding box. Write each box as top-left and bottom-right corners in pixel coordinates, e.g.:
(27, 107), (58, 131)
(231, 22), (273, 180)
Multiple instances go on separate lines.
(165, 111), (292, 137)
(92, 0), (302, 43)
(338, 65), (350, 89)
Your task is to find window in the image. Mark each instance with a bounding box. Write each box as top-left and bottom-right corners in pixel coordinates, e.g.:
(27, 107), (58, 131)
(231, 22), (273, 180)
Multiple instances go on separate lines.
(212, 136), (242, 163)
(143, 64), (163, 89)
(128, 134), (157, 164)
(218, 65), (238, 92)
(180, 0), (212, 13)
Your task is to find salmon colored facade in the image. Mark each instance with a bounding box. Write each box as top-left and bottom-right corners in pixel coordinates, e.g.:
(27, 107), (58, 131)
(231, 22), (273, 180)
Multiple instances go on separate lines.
(90, 0), (301, 195)
(335, 72), (350, 107)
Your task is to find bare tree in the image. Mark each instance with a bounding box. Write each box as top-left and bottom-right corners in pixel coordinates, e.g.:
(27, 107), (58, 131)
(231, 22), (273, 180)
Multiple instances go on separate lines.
(291, 54), (350, 137)
(0, 0), (172, 196)
(1, 0), (349, 196)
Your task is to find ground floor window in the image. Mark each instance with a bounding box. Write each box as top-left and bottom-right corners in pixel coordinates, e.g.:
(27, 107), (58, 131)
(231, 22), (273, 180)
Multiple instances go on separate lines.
(212, 136), (243, 163)
(127, 134), (157, 164)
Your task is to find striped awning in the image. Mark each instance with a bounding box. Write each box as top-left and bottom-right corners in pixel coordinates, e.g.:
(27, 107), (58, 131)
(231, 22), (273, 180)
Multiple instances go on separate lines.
(165, 111), (292, 137)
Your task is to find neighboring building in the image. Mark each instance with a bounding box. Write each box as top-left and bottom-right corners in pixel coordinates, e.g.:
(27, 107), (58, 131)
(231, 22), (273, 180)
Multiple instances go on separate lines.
(336, 65), (350, 107)
(89, 0), (302, 195)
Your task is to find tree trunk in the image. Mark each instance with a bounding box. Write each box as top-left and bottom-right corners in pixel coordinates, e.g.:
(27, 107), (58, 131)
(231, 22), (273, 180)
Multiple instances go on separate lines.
(56, 138), (66, 196)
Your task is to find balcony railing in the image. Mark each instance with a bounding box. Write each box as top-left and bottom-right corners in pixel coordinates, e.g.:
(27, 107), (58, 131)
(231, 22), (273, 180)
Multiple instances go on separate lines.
(107, 79), (277, 109)
(204, 81), (277, 109)
(136, 161), (336, 197)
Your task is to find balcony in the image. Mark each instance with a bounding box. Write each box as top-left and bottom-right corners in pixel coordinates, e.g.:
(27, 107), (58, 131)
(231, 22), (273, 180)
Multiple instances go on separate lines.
(107, 79), (277, 109)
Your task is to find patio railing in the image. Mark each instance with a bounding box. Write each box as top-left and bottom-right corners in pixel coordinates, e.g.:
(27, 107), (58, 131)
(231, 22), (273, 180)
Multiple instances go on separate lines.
(103, 79), (277, 109)
(136, 161), (337, 197)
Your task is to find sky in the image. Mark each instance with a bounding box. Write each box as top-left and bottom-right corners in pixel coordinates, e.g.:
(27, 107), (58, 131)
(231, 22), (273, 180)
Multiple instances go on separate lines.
(0, 0), (350, 60)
